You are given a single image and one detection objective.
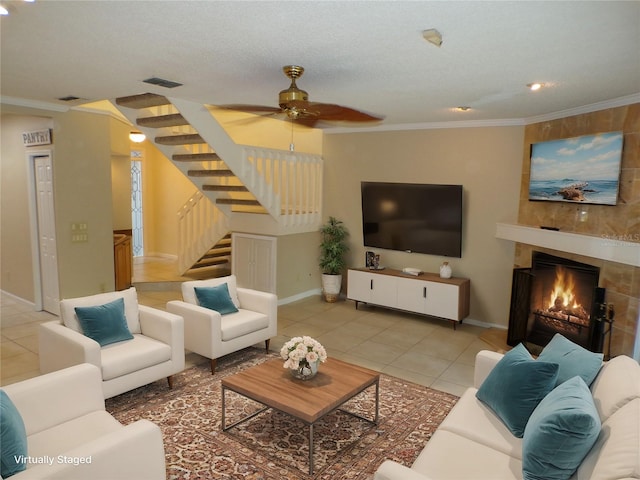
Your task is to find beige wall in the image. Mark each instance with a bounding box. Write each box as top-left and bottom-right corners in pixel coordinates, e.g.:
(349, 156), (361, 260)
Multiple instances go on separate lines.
(323, 126), (524, 326)
(516, 104), (639, 357)
(276, 231), (322, 299)
(52, 110), (116, 297)
(0, 114), (52, 301)
(1, 109), (128, 301)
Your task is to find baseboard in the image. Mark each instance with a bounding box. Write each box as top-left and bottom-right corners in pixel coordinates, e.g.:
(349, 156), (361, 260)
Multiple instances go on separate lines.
(278, 288), (322, 305)
(0, 290), (36, 309)
(464, 317), (508, 330)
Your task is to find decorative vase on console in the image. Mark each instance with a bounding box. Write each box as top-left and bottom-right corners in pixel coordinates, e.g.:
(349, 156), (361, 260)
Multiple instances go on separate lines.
(439, 262), (452, 279)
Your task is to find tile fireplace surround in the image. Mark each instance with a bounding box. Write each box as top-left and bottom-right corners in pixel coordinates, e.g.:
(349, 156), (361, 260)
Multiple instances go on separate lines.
(505, 102), (640, 358)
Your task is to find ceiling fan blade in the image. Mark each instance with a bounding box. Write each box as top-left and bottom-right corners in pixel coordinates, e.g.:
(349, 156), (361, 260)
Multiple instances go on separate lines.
(293, 101), (384, 123)
(216, 104), (282, 114)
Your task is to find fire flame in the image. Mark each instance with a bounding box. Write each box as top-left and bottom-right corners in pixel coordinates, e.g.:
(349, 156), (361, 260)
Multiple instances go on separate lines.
(548, 267), (580, 310)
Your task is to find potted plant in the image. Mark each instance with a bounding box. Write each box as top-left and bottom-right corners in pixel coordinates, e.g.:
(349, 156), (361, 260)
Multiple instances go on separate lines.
(319, 216), (349, 302)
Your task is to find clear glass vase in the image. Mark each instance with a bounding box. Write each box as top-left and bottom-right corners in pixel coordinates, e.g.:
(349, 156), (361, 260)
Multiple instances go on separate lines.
(290, 360), (319, 380)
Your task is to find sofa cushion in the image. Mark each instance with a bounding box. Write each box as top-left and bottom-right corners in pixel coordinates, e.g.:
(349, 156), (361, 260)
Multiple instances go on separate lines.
(221, 310), (270, 342)
(100, 334), (171, 381)
(75, 298), (134, 347)
(522, 376), (601, 480)
(411, 429), (524, 479)
(195, 284), (239, 315)
(60, 287), (141, 334)
(0, 390), (28, 478)
(439, 387), (523, 460)
(589, 355), (640, 422)
(537, 334), (603, 387)
(576, 397), (640, 480)
(476, 343), (559, 437)
(182, 276), (240, 308)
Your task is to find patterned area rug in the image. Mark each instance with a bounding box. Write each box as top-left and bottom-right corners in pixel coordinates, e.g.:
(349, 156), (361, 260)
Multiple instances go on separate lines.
(106, 348), (459, 479)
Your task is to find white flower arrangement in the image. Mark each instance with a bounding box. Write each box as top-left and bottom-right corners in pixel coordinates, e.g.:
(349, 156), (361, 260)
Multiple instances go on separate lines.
(280, 336), (328, 374)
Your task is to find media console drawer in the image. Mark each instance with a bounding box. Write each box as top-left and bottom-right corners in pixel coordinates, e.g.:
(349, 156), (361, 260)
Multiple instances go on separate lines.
(346, 268), (470, 329)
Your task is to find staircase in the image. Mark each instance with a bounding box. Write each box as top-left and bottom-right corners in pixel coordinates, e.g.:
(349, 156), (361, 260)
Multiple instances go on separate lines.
(113, 93), (323, 274)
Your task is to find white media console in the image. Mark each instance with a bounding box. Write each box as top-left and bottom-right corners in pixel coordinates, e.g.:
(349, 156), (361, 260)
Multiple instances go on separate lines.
(346, 268), (470, 329)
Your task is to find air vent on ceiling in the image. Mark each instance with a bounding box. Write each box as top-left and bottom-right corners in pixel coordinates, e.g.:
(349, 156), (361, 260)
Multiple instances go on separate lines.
(58, 95), (81, 101)
(143, 77), (183, 89)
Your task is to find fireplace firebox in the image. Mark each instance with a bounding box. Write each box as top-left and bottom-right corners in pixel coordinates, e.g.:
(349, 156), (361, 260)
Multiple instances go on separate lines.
(507, 252), (607, 353)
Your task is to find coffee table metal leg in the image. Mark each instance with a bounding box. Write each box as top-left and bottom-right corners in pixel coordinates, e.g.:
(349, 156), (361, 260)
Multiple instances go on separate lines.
(309, 423), (314, 475)
(375, 378), (380, 423)
(221, 385), (227, 430)
(221, 386), (269, 431)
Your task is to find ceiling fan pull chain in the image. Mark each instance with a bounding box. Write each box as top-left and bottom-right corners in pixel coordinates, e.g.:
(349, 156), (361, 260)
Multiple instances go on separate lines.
(289, 117), (295, 152)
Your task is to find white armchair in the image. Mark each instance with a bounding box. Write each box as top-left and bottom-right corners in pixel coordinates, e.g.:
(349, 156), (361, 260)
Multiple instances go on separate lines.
(39, 287), (184, 399)
(166, 275), (277, 374)
(1, 363), (166, 479)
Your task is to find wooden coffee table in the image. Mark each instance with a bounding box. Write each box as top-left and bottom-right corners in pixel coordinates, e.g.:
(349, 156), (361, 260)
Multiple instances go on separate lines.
(221, 357), (380, 474)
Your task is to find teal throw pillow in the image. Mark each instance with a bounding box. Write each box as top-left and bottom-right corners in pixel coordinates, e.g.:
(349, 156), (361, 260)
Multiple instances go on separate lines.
(195, 283), (239, 315)
(538, 333), (603, 387)
(1, 390), (28, 478)
(476, 343), (559, 437)
(75, 297), (134, 347)
(522, 376), (601, 480)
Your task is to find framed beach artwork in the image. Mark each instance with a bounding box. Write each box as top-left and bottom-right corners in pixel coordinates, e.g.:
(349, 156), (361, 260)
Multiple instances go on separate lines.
(528, 131), (624, 206)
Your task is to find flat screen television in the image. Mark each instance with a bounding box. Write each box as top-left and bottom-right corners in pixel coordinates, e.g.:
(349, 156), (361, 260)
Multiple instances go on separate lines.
(361, 182), (463, 258)
(528, 131), (624, 206)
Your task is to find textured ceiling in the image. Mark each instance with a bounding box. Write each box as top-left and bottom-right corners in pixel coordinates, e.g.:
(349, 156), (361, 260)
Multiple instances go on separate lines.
(1, 1), (639, 130)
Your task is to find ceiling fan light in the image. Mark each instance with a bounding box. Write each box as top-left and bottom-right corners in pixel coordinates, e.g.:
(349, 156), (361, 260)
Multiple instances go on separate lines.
(129, 131), (146, 143)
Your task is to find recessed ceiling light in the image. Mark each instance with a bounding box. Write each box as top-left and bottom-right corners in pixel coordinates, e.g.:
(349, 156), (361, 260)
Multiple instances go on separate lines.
(455, 106), (471, 112)
(527, 83), (544, 91)
(0, 5), (9, 15)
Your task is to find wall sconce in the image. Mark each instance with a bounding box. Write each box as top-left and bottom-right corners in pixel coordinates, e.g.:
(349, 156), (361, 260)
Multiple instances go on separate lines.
(129, 131), (146, 143)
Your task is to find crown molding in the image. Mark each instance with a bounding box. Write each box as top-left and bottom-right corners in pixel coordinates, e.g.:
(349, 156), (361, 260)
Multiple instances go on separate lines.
(1, 96), (69, 113)
(523, 93), (640, 124)
(325, 93), (640, 134)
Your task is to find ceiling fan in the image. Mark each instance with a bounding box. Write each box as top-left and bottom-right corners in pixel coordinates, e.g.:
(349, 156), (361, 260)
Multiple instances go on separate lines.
(217, 65), (384, 128)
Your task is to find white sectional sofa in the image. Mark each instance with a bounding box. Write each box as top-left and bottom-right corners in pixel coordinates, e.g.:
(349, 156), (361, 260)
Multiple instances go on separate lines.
(374, 349), (640, 480)
(1, 364), (166, 479)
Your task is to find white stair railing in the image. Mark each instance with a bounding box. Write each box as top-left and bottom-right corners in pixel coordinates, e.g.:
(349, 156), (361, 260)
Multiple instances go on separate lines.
(242, 147), (323, 228)
(176, 191), (229, 273)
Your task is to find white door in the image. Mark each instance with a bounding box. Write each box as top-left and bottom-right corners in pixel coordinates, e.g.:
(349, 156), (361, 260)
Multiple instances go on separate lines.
(34, 154), (60, 314)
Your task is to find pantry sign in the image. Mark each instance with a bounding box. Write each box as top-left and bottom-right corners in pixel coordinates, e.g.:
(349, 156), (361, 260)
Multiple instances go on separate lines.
(22, 129), (52, 146)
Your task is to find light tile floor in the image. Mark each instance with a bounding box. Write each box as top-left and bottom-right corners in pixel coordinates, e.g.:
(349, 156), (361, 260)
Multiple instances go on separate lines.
(1, 257), (494, 396)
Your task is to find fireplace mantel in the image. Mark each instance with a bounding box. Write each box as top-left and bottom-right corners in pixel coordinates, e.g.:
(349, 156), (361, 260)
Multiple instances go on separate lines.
(495, 223), (640, 267)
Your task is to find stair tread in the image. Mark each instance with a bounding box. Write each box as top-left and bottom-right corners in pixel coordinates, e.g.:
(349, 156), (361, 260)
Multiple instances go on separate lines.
(137, 113), (187, 128)
(115, 93), (169, 109)
(203, 185), (249, 192)
(156, 133), (204, 145)
(188, 169), (234, 177)
(173, 153), (221, 162)
(217, 198), (261, 206)
(191, 258), (230, 268)
(201, 249), (232, 258)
